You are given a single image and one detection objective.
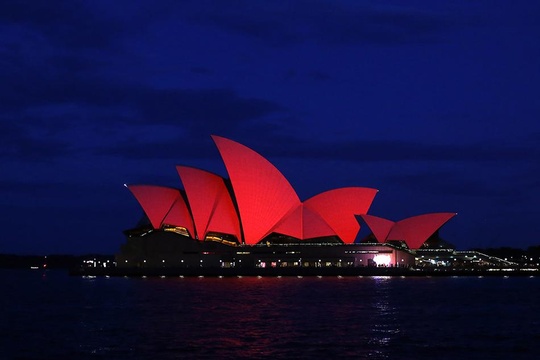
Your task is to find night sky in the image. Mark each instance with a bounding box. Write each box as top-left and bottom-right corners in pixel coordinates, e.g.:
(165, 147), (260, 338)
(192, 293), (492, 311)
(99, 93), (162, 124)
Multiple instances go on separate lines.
(1, 0), (539, 255)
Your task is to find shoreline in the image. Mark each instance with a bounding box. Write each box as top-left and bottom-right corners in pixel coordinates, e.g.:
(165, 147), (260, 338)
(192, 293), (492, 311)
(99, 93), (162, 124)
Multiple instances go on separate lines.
(69, 266), (539, 277)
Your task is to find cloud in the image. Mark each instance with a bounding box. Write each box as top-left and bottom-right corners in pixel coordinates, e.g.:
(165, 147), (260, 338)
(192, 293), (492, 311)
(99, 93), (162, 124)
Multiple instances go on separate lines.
(185, 0), (450, 46)
(0, 179), (87, 195)
(384, 171), (520, 199)
(0, 87), (284, 162)
(0, 25), (285, 155)
(0, 0), (126, 49)
(98, 135), (217, 160)
(0, 21), (283, 127)
(136, 88), (283, 130)
(239, 135), (538, 164)
(0, 16), (285, 162)
(2, 52), (283, 133)
(2, 0), (452, 49)
(0, 121), (71, 161)
(99, 128), (540, 165)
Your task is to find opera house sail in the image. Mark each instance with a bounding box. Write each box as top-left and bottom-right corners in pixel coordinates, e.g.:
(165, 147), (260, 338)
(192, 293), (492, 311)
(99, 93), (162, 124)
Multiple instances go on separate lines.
(113, 135), (457, 275)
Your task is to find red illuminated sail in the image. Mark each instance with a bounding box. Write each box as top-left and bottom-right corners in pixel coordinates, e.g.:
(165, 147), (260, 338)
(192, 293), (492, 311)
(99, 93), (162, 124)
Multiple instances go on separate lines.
(389, 212), (457, 249)
(358, 214), (395, 243)
(126, 136), (456, 251)
(361, 212), (457, 249)
(177, 166), (241, 241)
(161, 193), (195, 237)
(126, 185), (191, 231)
(304, 187), (378, 244)
(212, 135), (301, 245)
(269, 204), (337, 240)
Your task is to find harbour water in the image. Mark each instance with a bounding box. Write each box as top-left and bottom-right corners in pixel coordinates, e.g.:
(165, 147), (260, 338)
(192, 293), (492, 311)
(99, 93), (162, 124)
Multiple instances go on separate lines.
(1, 269), (539, 359)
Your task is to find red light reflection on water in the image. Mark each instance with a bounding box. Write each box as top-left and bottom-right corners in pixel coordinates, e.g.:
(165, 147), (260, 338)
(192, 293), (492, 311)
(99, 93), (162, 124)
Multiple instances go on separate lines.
(128, 276), (401, 358)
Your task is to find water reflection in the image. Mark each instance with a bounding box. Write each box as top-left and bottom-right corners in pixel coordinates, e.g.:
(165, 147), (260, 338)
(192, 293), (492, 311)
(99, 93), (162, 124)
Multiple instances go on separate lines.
(125, 277), (408, 359)
(3, 272), (539, 359)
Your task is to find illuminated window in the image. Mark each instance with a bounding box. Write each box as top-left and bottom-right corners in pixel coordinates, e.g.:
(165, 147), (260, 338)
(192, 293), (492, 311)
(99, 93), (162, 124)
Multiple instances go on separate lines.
(163, 226), (190, 237)
(373, 254), (391, 266)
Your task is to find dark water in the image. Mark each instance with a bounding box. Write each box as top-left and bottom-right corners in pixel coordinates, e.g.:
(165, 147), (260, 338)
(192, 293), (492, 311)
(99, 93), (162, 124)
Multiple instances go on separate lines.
(1, 270), (539, 359)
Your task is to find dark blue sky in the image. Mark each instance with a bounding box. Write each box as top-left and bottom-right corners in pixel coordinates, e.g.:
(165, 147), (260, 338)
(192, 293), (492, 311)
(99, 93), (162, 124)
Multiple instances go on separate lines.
(1, 0), (539, 254)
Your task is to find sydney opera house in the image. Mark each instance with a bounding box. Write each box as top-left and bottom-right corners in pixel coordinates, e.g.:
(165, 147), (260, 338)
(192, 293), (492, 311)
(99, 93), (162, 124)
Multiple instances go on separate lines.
(116, 135), (456, 275)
